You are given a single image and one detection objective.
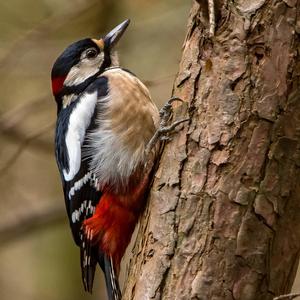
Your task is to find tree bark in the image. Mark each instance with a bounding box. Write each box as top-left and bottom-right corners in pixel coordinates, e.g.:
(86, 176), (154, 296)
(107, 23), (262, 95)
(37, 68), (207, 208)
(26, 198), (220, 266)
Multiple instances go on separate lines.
(123, 1), (300, 299)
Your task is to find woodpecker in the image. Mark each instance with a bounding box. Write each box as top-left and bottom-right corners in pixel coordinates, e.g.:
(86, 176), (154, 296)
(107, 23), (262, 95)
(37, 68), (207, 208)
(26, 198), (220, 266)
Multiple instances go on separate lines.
(51, 19), (186, 300)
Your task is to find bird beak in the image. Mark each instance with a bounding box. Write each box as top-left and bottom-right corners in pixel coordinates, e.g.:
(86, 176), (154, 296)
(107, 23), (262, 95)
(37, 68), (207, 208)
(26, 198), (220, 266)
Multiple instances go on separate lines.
(103, 19), (130, 49)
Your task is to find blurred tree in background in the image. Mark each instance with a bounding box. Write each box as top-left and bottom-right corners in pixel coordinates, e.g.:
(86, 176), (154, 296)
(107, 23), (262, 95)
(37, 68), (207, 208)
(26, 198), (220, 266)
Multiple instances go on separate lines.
(0, 1), (190, 299)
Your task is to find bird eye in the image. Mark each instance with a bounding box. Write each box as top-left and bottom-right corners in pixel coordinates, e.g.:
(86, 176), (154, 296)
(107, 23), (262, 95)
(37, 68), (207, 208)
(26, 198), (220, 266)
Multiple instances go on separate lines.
(86, 48), (98, 59)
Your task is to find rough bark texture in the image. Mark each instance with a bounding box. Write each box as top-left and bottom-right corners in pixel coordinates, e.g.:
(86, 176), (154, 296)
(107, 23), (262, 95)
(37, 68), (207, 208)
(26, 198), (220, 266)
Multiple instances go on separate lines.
(123, 1), (300, 299)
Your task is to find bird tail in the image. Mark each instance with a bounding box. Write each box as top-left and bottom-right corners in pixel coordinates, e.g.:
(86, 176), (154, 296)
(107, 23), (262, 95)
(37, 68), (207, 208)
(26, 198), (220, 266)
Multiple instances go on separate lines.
(98, 252), (122, 300)
(80, 244), (121, 300)
(80, 241), (97, 293)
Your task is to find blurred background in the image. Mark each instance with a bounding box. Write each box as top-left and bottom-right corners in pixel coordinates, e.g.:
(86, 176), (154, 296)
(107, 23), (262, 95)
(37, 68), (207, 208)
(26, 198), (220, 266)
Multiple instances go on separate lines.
(1, 1), (300, 300)
(0, 0), (191, 299)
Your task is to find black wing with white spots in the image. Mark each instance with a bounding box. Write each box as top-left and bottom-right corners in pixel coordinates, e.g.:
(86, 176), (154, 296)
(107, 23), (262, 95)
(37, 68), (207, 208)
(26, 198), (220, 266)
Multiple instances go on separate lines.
(55, 76), (109, 292)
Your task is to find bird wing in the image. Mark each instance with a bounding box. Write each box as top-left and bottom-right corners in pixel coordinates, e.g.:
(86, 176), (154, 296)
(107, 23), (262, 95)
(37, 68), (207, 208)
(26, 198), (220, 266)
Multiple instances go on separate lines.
(55, 76), (109, 292)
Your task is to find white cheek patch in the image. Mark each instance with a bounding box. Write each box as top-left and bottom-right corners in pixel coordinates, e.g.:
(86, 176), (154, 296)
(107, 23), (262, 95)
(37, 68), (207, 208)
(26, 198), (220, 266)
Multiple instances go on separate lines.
(63, 92), (98, 181)
(64, 53), (104, 86)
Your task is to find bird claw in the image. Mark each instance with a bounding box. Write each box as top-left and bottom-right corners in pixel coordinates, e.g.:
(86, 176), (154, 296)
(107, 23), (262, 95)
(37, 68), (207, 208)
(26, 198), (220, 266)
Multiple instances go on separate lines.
(160, 136), (172, 142)
(159, 97), (185, 125)
(145, 97), (189, 156)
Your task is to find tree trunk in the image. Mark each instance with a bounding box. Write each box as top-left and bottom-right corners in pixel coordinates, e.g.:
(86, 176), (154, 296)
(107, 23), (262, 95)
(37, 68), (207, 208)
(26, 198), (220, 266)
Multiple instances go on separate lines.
(123, 1), (300, 299)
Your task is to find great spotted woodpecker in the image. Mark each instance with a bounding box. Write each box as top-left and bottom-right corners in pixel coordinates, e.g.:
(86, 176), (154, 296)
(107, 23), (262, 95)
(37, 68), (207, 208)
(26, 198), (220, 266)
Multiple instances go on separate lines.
(51, 19), (186, 300)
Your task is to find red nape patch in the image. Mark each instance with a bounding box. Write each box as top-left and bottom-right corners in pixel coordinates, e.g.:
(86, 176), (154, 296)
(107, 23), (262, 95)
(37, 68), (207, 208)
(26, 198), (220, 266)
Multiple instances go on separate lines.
(51, 76), (66, 95)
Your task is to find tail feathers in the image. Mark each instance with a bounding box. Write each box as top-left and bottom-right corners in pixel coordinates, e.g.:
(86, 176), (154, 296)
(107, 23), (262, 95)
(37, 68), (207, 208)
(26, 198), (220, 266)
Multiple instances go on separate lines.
(101, 254), (122, 300)
(80, 247), (97, 293)
(80, 230), (97, 293)
(79, 228), (121, 299)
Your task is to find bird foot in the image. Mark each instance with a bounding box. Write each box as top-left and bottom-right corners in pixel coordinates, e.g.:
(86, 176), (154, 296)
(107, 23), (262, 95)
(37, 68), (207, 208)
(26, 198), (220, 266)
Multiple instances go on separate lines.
(145, 97), (189, 156)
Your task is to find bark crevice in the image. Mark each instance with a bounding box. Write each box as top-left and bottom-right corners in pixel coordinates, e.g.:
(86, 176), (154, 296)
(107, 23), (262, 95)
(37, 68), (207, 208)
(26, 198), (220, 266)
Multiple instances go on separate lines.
(123, 1), (300, 299)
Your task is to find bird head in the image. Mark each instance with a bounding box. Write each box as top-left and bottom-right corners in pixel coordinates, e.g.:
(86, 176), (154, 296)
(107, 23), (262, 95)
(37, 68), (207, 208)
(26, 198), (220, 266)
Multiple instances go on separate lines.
(51, 19), (130, 111)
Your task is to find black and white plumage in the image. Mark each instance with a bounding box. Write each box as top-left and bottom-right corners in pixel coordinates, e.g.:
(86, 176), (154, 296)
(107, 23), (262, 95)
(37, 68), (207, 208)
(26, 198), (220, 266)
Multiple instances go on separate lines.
(51, 20), (160, 300)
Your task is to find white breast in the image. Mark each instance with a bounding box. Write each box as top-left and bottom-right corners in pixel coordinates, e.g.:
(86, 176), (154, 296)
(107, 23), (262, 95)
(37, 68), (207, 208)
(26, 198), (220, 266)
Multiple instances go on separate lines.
(83, 68), (159, 190)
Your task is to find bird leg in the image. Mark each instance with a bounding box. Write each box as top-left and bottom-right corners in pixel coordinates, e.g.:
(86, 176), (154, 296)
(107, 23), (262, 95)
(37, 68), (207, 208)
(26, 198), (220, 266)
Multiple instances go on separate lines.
(145, 97), (189, 156)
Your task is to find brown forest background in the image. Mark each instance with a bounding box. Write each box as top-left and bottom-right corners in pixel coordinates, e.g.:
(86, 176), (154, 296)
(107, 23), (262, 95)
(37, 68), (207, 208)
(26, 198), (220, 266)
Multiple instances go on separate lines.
(0, 1), (299, 300)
